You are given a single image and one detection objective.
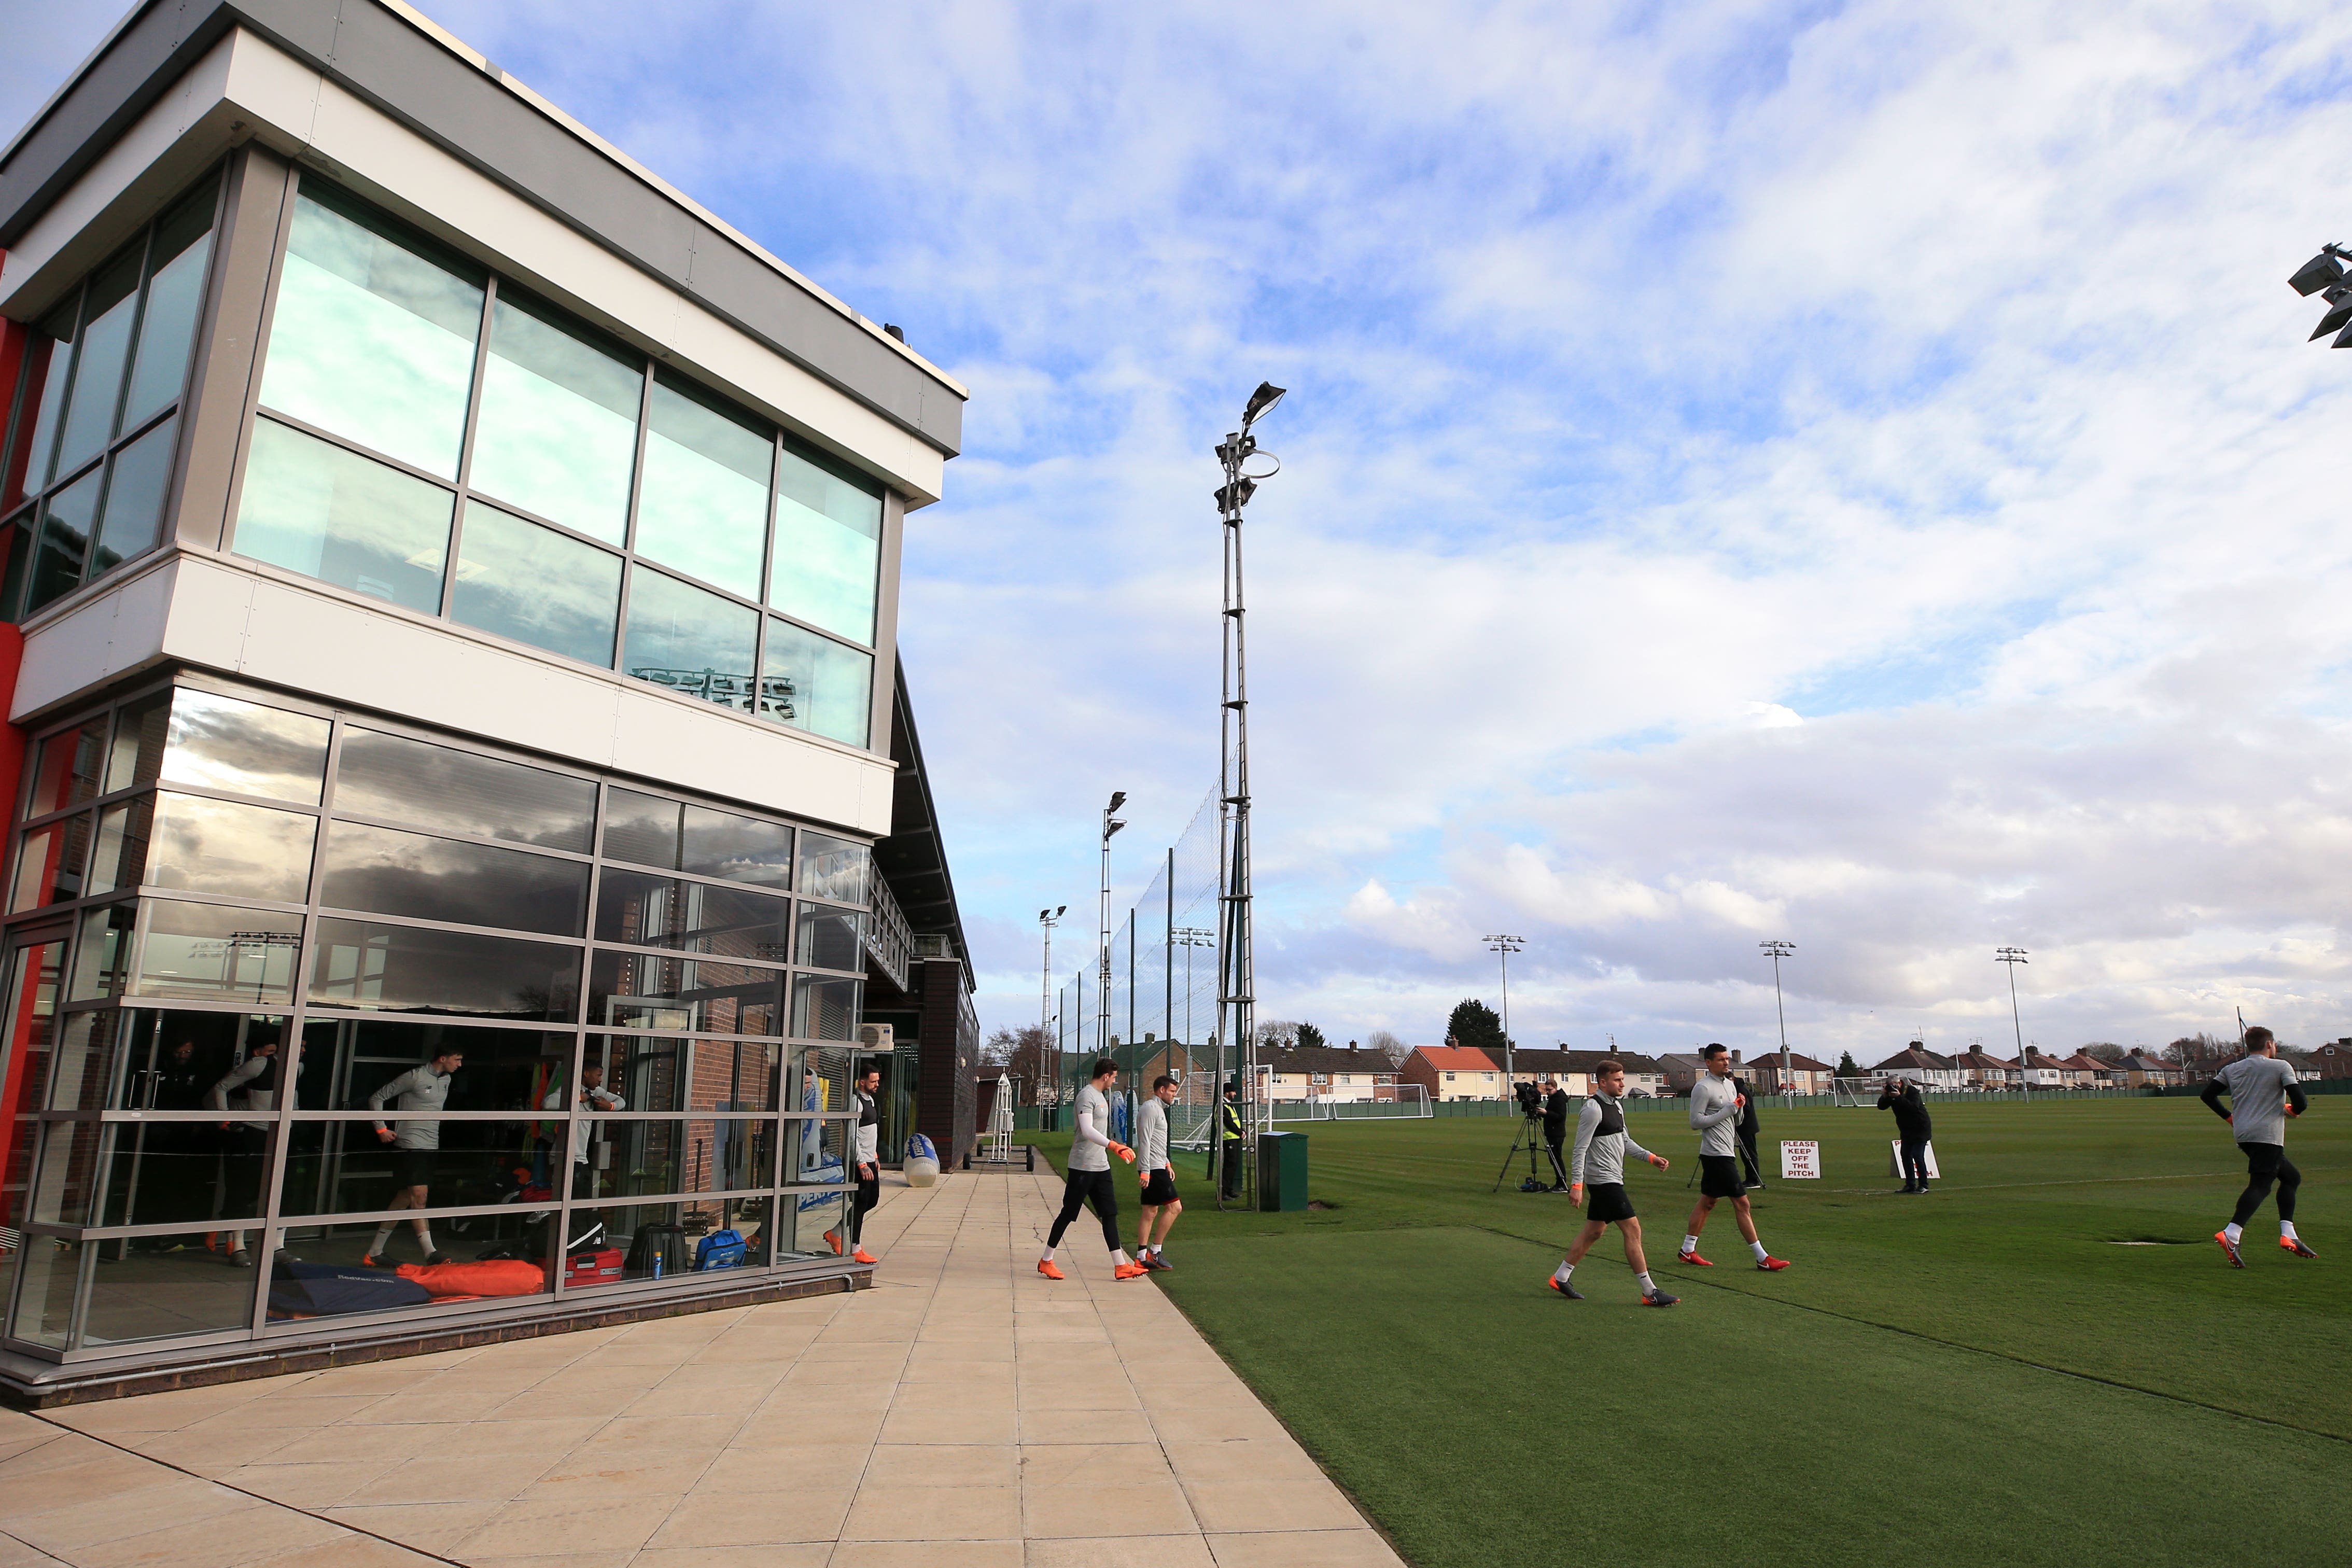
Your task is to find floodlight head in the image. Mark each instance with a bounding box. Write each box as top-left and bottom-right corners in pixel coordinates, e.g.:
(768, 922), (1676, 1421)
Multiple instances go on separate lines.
(2289, 250), (2346, 297)
(2312, 289), (2352, 340)
(1241, 382), (1286, 427)
(2335, 318), (2352, 349)
(1107, 791), (1127, 813)
(1040, 908), (1050, 921)
(1104, 819), (1126, 840)
(1057, 905), (1067, 917)
(1213, 478), (1257, 512)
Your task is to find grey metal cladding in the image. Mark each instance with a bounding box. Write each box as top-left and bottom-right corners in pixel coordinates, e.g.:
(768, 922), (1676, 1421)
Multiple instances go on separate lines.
(1, 0), (963, 458)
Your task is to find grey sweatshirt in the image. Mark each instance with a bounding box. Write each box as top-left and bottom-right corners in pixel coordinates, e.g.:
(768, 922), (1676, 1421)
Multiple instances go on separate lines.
(1689, 1073), (1742, 1156)
(1069, 1084), (1112, 1172)
(369, 1066), (454, 1150)
(542, 1082), (625, 1164)
(1135, 1097), (1169, 1171)
(1569, 1093), (1655, 1186)
(2211, 1055), (2304, 1146)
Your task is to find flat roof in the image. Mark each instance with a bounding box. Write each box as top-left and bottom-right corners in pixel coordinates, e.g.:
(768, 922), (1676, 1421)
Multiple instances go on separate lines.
(0, 0), (963, 458)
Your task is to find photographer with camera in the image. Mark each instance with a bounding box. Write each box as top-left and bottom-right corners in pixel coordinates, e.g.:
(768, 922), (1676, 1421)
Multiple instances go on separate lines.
(1543, 1080), (1571, 1191)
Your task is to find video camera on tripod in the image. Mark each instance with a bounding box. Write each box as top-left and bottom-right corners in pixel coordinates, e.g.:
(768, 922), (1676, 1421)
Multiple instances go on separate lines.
(1494, 1079), (1559, 1193)
(1513, 1081), (1544, 1118)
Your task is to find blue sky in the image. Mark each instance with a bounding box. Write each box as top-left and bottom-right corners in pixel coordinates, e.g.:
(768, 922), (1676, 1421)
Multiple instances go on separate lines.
(12, 0), (2352, 1063)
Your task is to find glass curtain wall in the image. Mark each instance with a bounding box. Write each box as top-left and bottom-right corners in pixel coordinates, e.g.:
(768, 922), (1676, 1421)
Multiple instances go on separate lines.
(0, 678), (871, 1359)
(230, 176), (884, 749)
(0, 172), (223, 619)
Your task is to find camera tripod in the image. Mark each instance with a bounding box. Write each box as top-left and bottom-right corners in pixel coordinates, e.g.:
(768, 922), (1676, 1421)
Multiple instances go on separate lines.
(1492, 1110), (1563, 1193)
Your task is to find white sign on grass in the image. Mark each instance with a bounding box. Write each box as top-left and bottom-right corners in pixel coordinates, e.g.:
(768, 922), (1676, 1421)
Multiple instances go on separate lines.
(1779, 1140), (1821, 1179)
(1888, 1140), (1941, 1178)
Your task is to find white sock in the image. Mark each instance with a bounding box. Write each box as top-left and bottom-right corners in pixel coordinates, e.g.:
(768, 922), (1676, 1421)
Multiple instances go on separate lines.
(1150, 1244), (1163, 1255)
(2281, 1221), (2299, 1241)
(416, 1228), (436, 1256)
(1040, 1248), (1056, 1262)
(1682, 1235), (1699, 1254)
(2224, 1223), (2243, 1245)
(1552, 1261), (1573, 1283)
(1635, 1271), (1655, 1295)
(1749, 1239), (1769, 1263)
(370, 1225), (394, 1255)
(1112, 1250), (1131, 1266)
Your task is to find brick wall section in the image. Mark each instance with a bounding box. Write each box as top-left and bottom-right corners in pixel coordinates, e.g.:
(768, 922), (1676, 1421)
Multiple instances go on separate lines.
(914, 957), (977, 1166)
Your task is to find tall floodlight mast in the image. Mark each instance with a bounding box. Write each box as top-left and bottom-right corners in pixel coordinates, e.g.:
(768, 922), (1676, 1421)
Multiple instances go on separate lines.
(1760, 941), (1795, 1096)
(1997, 947), (2029, 1098)
(1039, 906), (1066, 1096)
(1213, 381), (1284, 1209)
(1483, 935), (1525, 1086)
(1098, 796), (1126, 1087)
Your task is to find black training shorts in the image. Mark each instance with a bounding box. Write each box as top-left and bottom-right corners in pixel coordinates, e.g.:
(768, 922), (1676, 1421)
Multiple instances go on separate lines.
(2243, 1141), (2289, 1181)
(1141, 1168), (1180, 1206)
(1700, 1154), (1744, 1199)
(390, 1147), (436, 1189)
(1586, 1182), (1636, 1223)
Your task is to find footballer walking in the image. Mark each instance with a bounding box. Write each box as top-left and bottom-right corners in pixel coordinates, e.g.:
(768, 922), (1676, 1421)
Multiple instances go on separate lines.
(1682, 1043), (1790, 1273)
(1135, 1074), (1182, 1270)
(1039, 1058), (1147, 1281)
(1547, 1058), (1679, 1307)
(2204, 1026), (2316, 1266)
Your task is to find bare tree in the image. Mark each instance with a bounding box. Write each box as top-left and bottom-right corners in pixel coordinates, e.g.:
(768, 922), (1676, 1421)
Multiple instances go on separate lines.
(1365, 1029), (1409, 1067)
(982, 1025), (1055, 1098)
(1253, 1019), (1299, 1051)
(2080, 1043), (2127, 1063)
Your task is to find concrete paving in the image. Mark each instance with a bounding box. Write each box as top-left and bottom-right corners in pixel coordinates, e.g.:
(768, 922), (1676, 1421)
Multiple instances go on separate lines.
(0, 1170), (1404, 1568)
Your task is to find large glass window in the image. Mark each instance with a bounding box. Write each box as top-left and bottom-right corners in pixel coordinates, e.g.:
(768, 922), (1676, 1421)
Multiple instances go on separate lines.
(769, 445), (881, 644)
(763, 619), (873, 748)
(594, 871), (789, 960)
(319, 821), (588, 936)
(600, 790), (792, 887)
(143, 792), (317, 903)
(467, 291), (639, 545)
(620, 567), (759, 711)
(133, 900), (302, 1004)
(586, 951), (782, 1035)
(233, 418), (453, 614)
(634, 376), (768, 598)
(1, 175), (216, 617)
(309, 917), (580, 1022)
(257, 188), (482, 479)
(331, 729), (595, 852)
(451, 501), (621, 668)
(108, 687), (330, 804)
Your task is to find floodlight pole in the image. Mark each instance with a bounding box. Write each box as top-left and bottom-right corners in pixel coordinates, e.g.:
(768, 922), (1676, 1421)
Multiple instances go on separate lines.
(1997, 947), (2029, 1099)
(1174, 927), (1215, 1050)
(1098, 796), (1126, 1083)
(1039, 906), (1066, 1087)
(1761, 940), (1795, 1097)
(1483, 935), (1525, 1089)
(1214, 382), (1283, 1209)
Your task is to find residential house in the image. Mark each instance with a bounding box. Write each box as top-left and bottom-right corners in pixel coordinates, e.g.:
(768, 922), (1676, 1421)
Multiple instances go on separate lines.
(2017, 1049), (2068, 1089)
(2115, 1052), (2183, 1088)
(1873, 1044), (1965, 1091)
(1400, 1044), (1504, 1101)
(1613, 1052), (1669, 1097)
(1946, 1047), (2017, 1090)
(1544, 1049), (1665, 1097)
(1502, 1048), (1593, 1098)
(1258, 1044), (1401, 1103)
(1745, 1052), (1836, 1095)
(2311, 1041), (2352, 1081)
(2053, 1052), (2112, 1088)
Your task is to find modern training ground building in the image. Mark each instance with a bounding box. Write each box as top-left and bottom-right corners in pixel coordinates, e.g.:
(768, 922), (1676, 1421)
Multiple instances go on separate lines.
(0, 0), (977, 1403)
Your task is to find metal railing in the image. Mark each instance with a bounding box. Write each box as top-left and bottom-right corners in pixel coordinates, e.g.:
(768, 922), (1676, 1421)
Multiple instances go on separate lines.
(865, 875), (913, 992)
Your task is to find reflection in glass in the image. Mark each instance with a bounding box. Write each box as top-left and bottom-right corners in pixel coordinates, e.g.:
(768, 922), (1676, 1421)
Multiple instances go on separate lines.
(586, 950), (783, 1036)
(594, 870), (789, 960)
(468, 291), (640, 545)
(786, 1191), (847, 1258)
(582, 1033), (780, 1114)
(274, 1118), (568, 1217)
(451, 500), (622, 667)
(122, 186), (217, 430)
(32, 1119), (271, 1229)
(320, 820), (587, 936)
(27, 1231), (260, 1349)
(796, 904), (863, 973)
(29, 464), (99, 613)
(258, 188), (483, 478)
(297, 1015), (569, 1113)
(769, 443), (882, 643)
(634, 376), (768, 598)
(133, 900), (302, 1003)
(587, 1198), (773, 1284)
(265, 1213), (553, 1313)
(233, 417), (454, 614)
(793, 975), (861, 1041)
(797, 831), (871, 906)
(88, 414), (176, 572)
(71, 902), (136, 1001)
(596, 1117), (771, 1197)
(88, 796), (152, 895)
(55, 246), (143, 478)
(109, 1009), (284, 1114)
(148, 791), (318, 903)
(7, 1235), (79, 1348)
(309, 916), (580, 1022)
(762, 619), (873, 749)
(30, 718), (106, 815)
(9, 817), (90, 913)
(681, 804), (793, 887)
(333, 729), (596, 852)
(620, 567), (759, 712)
(15, 300), (78, 497)
(43, 1011), (118, 1113)
(600, 788), (679, 870)
(135, 687), (332, 805)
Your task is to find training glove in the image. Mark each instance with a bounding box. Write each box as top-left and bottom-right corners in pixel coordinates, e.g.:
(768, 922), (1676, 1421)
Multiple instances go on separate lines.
(1111, 1142), (1136, 1164)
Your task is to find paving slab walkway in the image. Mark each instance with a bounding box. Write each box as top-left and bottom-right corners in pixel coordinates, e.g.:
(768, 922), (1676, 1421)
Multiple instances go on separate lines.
(0, 1170), (1404, 1568)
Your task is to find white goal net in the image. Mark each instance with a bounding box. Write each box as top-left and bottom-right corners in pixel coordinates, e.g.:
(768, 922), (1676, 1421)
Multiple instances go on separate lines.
(1269, 1084), (1432, 1122)
(1830, 1077), (1883, 1107)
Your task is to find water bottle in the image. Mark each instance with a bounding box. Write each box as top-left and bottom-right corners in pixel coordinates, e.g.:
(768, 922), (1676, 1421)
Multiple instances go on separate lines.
(651, 1251), (663, 1279)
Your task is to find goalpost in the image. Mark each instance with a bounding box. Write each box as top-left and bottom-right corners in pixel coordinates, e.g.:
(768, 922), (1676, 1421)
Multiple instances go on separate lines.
(1830, 1077), (1883, 1108)
(1268, 1085), (1433, 1122)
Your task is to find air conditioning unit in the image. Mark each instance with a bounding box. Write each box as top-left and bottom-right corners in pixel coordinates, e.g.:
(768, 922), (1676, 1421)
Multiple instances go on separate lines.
(859, 1024), (894, 1050)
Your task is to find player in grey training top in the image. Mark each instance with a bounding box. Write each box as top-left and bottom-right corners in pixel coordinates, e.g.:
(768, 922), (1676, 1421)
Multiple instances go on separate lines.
(1039, 1059), (1144, 1280)
(1679, 1044), (1789, 1272)
(1135, 1074), (1182, 1270)
(2202, 1026), (2315, 1265)
(365, 1047), (463, 1265)
(1547, 1059), (1677, 1306)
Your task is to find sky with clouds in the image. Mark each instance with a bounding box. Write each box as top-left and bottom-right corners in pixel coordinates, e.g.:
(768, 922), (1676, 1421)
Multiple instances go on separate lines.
(12, 0), (2352, 1066)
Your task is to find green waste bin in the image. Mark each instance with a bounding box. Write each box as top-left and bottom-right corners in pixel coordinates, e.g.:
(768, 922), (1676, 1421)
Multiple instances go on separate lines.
(1257, 1131), (1308, 1212)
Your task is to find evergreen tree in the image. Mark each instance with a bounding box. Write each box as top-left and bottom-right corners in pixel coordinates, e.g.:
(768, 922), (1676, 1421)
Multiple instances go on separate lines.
(1296, 1021), (1328, 1051)
(1446, 999), (1506, 1058)
(1837, 1051), (1860, 1078)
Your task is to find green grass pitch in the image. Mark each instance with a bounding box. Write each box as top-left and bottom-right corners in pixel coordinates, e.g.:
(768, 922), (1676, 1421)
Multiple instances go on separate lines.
(1024, 1097), (2348, 1567)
